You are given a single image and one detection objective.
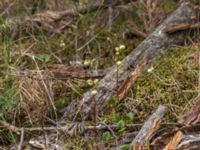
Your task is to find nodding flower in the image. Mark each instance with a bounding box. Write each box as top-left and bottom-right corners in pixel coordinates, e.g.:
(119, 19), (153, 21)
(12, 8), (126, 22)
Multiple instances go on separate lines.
(119, 45), (125, 50)
(94, 79), (99, 84)
(60, 40), (65, 47)
(115, 47), (120, 52)
(91, 90), (98, 96)
(116, 61), (122, 65)
(115, 44), (125, 55)
(115, 51), (120, 55)
(147, 66), (154, 73)
(83, 59), (91, 68)
(87, 79), (94, 86)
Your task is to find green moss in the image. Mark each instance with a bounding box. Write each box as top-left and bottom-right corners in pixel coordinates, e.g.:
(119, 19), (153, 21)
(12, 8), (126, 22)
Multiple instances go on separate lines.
(161, 0), (178, 13)
(63, 136), (85, 150)
(124, 47), (198, 122)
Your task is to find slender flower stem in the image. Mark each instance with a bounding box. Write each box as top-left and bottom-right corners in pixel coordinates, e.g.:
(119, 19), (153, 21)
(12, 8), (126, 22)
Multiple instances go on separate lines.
(116, 64), (119, 88)
(93, 96), (97, 134)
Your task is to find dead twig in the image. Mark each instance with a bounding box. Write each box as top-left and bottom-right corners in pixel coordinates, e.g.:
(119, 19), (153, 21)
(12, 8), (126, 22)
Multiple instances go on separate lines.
(16, 65), (111, 81)
(0, 120), (141, 134)
(17, 128), (24, 150)
(164, 22), (200, 33)
(0, 0), (16, 17)
(0, 120), (178, 136)
(125, 21), (148, 38)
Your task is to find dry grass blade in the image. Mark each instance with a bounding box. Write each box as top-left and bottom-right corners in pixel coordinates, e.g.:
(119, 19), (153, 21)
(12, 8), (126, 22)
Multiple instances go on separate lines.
(164, 23), (200, 33)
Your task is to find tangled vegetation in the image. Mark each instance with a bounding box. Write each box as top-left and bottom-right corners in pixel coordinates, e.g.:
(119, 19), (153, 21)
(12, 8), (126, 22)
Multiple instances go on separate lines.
(0, 0), (199, 149)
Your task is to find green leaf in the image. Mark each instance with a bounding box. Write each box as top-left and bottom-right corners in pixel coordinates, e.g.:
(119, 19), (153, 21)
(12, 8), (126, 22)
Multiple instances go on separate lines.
(55, 98), (66, 109)
(117, 120), (126, 133)
(119, 144), (130, 150)
(37, 54), (50, 63)
(102, 131), (111, 142)
(108, 95), (118, 108)
(112, 112), (121, 122)
(123, 112), (134, 123)
(8, 132), (19, 143)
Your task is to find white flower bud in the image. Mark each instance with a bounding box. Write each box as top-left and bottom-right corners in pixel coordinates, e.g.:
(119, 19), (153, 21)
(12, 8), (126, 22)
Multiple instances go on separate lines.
(115, 47), (120, 52)
(116, 61), (122, 65)
(115, 51), (120, 55)
(83, 60), (91, 67)
(147, 67), (154, 73)
(91, 90), (98, 96)
(87, 79), (94, 86)
(119, 45), (125, 50)
(94, 79), (99, 84)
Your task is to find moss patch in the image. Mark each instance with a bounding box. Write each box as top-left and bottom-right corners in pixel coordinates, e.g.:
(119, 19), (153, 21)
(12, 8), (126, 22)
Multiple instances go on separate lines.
(124, 47), (198, 123)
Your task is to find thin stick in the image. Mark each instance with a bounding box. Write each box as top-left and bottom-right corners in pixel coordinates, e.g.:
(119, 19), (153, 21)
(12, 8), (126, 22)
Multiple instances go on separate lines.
(164, 23), (200, 33)
(0, 120), (179, 134)
(93, 96), (97, 134)
(0, 0), (17, 17)
(18, 128), (24, 150)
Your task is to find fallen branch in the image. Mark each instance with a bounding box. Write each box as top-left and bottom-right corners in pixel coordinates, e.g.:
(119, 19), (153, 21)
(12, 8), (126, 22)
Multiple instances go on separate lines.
(64, 2), (199, 120)
(16, 65), (111, 81)
(131, 105), (167, 150)
(0, 120), (178, 137)
(163, 131), (184, 150)
(150, 123), (200, 149)
(163, 129), (200, 150)
(0, 120), (141, 135)
(179, 96), (200, 125)
(18, 128), (24, 150)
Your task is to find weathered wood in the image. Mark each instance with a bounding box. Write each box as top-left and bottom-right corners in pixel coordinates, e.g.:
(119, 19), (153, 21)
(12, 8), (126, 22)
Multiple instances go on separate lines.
(163, 131), (184, 150)
(64, 2), (198, 120)
(176, 134), (200, 150)
(175, 124), (200, 150)
(17, 64), (111, 80)
(131, 105), (167, 150)
(179, 96), (200, 125)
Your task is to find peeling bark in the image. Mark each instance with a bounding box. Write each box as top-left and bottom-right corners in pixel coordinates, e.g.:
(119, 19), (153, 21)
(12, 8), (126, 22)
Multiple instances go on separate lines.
(179, 96), (200, 125)
(163, 131), (184, 150)
(131, 105), (167, 150)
